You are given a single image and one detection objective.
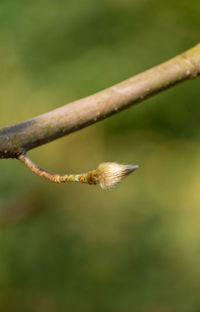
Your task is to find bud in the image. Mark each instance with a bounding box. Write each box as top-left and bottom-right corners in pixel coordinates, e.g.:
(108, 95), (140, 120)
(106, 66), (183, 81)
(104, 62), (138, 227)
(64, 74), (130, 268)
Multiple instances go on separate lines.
(92, 162), (139, 189)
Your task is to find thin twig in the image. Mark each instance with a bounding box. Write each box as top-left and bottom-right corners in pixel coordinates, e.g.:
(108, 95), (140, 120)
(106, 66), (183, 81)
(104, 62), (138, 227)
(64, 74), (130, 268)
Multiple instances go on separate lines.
(18, 154), (138, 189)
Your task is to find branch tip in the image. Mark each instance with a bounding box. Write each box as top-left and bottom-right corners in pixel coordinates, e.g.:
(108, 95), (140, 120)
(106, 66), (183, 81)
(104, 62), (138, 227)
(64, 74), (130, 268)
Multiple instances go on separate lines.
(18, 154), (138, 189)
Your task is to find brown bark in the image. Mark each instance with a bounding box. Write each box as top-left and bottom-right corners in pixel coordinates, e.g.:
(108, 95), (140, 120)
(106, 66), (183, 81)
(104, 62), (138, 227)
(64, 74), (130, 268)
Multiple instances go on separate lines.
(0, 44), (200, 159)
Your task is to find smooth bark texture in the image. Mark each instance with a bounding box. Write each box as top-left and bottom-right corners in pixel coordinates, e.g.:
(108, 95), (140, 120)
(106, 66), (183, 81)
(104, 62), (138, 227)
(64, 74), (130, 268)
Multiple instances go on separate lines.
(0, 44), (200, 159)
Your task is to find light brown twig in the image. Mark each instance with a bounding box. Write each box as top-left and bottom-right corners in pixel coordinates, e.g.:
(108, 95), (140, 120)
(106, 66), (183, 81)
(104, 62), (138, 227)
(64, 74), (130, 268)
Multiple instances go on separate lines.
(18, 154), (138, 189)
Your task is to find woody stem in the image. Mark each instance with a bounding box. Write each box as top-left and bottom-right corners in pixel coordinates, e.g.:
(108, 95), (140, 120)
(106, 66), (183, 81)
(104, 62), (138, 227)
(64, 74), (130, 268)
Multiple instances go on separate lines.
(18, 154), (88, 184)
(0, 44), (200, 159)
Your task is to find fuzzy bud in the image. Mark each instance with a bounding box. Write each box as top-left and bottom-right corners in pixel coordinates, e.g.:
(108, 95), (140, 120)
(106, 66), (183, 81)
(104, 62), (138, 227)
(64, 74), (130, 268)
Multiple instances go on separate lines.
(92, 162), (139, 189)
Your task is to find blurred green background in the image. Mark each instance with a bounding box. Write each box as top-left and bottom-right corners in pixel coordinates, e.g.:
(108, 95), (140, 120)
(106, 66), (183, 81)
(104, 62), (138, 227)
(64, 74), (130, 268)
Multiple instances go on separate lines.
(0, 0), (200, 311)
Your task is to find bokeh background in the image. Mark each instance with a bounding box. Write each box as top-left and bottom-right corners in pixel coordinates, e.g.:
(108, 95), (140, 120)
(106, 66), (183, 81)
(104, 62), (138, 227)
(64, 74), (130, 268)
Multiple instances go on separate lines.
(0, 0), (200, 311)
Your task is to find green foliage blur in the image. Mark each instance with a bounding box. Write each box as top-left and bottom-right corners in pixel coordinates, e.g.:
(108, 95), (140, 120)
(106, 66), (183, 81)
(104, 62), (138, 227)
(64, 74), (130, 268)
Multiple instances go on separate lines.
(0, 0), (200, 311)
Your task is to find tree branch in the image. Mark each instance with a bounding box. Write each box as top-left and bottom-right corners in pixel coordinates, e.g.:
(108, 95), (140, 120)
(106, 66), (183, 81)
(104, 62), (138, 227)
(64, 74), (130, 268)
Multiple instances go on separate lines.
(0, 44), (200, 159)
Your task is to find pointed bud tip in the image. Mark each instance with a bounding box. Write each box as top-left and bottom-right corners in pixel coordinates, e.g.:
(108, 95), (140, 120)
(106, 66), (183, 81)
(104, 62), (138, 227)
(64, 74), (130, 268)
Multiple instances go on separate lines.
(96, 162), (139, 189)
(126, 164), (139, 171)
